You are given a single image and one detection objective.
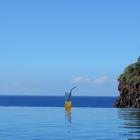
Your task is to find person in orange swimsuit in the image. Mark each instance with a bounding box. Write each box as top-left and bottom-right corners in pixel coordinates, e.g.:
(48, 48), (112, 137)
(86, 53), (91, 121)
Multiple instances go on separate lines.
(65, 87), (76, 111)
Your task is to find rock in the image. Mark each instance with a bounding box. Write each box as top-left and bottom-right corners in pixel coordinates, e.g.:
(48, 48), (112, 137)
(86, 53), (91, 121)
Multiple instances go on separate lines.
(114, 56), (140, 108)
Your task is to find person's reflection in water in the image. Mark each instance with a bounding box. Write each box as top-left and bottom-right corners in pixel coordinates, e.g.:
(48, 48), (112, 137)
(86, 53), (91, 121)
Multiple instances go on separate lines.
(65, 110), (71, 125)
(65, 110), (72, 140)
(118, 109), (140, 140)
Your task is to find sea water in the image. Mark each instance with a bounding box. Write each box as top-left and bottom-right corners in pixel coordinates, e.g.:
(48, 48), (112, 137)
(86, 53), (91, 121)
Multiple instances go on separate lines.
(0, 107), (140, 140)
(0, 96), (116, 107)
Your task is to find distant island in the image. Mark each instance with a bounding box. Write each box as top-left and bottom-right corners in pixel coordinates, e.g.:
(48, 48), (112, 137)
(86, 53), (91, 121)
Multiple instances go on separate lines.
(114, 57), (140, 108)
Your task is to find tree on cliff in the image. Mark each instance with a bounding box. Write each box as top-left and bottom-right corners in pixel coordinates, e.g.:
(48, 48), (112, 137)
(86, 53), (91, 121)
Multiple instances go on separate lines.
(114, 56), (140, 108)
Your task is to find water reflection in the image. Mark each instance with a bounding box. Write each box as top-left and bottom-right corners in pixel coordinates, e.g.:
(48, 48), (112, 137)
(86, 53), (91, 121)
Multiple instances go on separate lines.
(65, 110), (71, 125)
(118, 109), (140, 140)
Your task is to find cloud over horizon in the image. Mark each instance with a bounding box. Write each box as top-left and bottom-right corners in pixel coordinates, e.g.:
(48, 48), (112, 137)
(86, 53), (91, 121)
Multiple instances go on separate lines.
(71, 77), (92, 84)
(94, 76), (111, 84)
(71, 76), (112, 85)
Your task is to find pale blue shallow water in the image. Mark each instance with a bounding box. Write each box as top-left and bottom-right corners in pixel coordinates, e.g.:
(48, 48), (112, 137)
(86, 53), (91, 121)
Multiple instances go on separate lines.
(0, 107), (140, 140)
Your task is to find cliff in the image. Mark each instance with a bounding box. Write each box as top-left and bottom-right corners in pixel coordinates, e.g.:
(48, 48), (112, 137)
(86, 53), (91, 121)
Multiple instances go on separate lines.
(113, 57), (140, 108)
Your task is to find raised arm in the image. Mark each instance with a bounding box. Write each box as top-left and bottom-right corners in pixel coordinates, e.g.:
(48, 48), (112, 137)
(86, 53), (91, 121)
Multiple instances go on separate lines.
(68, 86), (76, 101)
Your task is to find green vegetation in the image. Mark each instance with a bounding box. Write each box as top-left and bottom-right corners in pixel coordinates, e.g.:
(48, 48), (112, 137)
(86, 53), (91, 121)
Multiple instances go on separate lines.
(119, 57), (140, 87)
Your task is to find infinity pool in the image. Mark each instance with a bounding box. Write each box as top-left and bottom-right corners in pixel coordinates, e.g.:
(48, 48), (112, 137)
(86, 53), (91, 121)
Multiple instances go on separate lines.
(0, 107), (140, 140)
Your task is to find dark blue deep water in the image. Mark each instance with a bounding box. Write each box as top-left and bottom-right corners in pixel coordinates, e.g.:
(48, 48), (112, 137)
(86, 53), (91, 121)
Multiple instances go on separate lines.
(0, 96), (116, 107)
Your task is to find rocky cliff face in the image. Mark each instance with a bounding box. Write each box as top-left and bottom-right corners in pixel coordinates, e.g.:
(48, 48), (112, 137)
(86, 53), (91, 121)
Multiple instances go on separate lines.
(114, 57), (140, 108)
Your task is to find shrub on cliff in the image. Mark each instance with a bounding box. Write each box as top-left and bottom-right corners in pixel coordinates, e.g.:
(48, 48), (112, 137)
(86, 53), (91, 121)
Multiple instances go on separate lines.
(119, 58), (140, 87)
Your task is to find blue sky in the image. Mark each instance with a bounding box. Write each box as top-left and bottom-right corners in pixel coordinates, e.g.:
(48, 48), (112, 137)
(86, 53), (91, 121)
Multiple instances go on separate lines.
(0, 0), (140, 96)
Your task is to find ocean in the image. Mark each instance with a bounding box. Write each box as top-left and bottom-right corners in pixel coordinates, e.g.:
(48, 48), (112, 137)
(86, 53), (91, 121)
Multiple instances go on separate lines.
(0, 95), (116, 107)
(1, 96), (140, 139)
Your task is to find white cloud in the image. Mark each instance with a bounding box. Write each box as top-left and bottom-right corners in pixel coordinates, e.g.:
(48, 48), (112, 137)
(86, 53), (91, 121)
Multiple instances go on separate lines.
(71, 76), (111, 85)
(94, 76), (111, 84)
(71, 76), (92, 84)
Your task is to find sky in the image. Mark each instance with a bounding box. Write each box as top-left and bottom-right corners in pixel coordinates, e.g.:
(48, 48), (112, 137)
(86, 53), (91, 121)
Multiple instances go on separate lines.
(0, 0), (140, 96)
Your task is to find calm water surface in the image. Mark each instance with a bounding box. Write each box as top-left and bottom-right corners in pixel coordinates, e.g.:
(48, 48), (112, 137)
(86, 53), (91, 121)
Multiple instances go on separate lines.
(0, 107), (140, 140)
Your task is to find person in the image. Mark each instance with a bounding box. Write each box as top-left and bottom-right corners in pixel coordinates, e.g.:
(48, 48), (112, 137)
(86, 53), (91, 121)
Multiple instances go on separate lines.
(65, 87), (76, 111)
